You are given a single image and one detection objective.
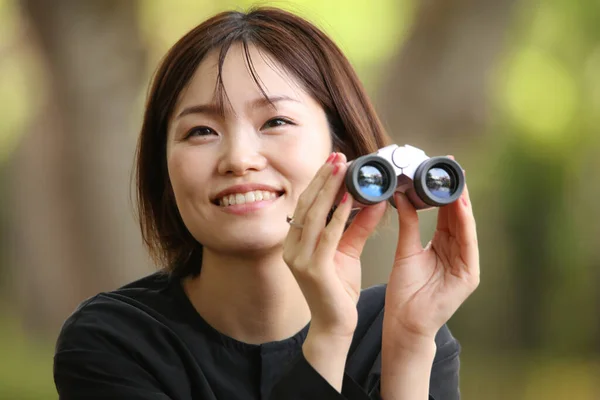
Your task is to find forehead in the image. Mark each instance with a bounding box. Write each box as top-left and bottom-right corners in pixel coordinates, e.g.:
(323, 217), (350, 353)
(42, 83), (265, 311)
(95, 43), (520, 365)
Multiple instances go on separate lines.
(177, 42), (306, 109)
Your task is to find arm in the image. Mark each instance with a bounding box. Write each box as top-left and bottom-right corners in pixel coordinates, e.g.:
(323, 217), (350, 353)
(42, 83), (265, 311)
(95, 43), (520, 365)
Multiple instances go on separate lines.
(376, 179), (477, 399)
(270, 330), (371, 400)
(380, 337), (437, 400)
(380, 325), (461, 400)
(278, 153), (387, 399)
(302, 331), (354, 391)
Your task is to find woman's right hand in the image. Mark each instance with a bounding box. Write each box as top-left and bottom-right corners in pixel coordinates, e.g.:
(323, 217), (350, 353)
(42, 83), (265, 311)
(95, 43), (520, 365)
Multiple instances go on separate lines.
(283, 152), (387, 338)
(282, 152), (386, 391)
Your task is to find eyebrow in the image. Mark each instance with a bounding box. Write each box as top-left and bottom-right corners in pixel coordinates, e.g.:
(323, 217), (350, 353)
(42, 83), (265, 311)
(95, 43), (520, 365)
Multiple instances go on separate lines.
(175, 95), (300, 120)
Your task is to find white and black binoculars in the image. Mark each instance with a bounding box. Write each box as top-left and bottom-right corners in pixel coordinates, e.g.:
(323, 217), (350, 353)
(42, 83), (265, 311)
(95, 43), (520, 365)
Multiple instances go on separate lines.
(343, 144), (465, 210)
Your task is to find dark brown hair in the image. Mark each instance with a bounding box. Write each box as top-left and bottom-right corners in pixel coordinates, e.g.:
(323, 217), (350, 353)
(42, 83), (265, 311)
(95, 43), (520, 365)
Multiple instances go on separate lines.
(135, 6), (391, 278)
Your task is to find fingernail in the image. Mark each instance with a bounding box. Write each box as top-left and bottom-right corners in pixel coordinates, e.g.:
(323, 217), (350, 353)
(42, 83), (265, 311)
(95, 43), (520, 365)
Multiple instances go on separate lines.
(341, 192), (349, 203)
(461, 196), (468, 206)
(331, 153), (339, 163)
(448, 155), (455, 160)
(332, 163), (340, 175)
(326, 153), (335, 163)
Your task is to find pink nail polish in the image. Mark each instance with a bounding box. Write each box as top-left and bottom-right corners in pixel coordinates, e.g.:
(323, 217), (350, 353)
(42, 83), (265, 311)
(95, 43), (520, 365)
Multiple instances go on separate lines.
(341, 192), (349, 203)
(332, 164), (340, 175)
(461, 197), (468, 206)
(326, 153), (335, 163)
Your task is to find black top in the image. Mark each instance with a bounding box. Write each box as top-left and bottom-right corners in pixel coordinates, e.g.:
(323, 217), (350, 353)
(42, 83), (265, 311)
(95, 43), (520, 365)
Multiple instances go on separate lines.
(53, 272), (461, 400)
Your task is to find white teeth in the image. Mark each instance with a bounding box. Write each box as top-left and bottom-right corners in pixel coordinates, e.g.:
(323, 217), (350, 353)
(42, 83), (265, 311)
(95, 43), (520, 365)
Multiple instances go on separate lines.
(218, 190), (279, 206)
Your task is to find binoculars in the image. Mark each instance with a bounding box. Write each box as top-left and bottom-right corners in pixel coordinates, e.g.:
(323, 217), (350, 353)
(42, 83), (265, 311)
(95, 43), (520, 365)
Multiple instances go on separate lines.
(343, 144), (465, 210)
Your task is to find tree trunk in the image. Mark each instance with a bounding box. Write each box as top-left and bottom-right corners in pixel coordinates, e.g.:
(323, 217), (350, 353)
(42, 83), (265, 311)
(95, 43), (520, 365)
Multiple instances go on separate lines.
(364, 0), (519, 288)
(374, 0), (519, 152)
(8, 0), (149, 335)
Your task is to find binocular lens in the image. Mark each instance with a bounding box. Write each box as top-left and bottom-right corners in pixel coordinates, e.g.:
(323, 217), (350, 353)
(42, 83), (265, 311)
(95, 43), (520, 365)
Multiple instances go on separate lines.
(414, 157), (464, 206)
(356, 164), (389, 198)
(425, 167), (455, 199)
(345, 156), (397, 205)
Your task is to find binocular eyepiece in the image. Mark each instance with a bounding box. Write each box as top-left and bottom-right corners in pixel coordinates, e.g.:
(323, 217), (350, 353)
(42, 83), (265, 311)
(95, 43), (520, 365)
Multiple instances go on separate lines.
(343, 144), (465, 210)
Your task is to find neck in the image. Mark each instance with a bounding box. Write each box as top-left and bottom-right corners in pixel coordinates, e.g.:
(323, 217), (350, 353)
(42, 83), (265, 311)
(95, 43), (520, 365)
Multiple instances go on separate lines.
(182, 247), (311, 345)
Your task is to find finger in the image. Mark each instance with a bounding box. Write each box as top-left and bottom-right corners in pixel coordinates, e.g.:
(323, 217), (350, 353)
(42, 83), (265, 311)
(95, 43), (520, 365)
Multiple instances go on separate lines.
(312, 190), (355, 262)
(298, 154), (349, 254)
(294, 152), (338, 224)
(436, 203), (451, 233)
(337, 201), (387, 259)
(394, 192), (423, 260)
(440, 154), (459, 235)
(456, 183), (479, 274)
(285, 152), (337, 246)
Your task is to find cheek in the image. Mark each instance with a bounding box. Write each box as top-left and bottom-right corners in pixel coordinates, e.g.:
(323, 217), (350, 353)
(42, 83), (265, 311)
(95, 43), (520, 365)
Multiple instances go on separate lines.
(275, 136), (331, 197)
(167, 148), (211, 204)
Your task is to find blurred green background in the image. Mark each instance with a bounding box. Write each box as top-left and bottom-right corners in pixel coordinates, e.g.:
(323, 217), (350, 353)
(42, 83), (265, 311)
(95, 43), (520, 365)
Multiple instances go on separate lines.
(1, 0), (599, 398)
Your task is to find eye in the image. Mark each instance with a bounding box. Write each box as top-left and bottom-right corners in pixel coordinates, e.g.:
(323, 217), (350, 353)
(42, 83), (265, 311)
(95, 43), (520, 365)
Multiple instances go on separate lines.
(185, 126), (217, 139)
(261, 117), (294, 130)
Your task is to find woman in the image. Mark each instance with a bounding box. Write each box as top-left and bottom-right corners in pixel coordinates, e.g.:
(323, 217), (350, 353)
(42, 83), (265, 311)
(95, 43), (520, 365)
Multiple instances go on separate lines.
(53, 7), (479, 400)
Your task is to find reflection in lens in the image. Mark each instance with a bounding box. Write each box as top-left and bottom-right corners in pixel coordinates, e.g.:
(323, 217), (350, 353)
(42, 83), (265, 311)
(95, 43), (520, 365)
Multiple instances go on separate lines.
(357, 165), (388, 197)
(426, 167), (454, 198)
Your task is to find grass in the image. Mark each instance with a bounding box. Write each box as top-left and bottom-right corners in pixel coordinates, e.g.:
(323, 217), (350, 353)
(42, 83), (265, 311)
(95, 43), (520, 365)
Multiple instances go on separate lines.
(0, 313), (56, 399)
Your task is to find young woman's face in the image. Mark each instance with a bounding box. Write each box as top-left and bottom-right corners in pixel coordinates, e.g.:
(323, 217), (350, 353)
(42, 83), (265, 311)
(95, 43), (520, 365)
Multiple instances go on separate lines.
(166, 43), (333, 256)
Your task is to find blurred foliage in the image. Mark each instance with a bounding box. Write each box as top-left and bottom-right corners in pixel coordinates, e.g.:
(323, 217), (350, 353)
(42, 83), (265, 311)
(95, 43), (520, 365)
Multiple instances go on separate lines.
(0, 0), (28, 164)
(1, 0), (599, 398)
(137, 0), (412, 88)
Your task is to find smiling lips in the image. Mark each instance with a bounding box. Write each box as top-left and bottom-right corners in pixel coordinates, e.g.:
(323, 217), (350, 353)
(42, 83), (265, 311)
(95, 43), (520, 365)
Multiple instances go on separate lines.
(218, 190), (280, 207)
(213, 184), (284, 208)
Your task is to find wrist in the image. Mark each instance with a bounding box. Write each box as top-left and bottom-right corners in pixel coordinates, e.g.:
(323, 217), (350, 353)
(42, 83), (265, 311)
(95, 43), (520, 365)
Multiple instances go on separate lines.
(303, 328), (353, 393)
(382, 330), (437, 355)
(305, 327), (353, 353)
(307, 319), (356, 341)
(382, 336), (437, 363)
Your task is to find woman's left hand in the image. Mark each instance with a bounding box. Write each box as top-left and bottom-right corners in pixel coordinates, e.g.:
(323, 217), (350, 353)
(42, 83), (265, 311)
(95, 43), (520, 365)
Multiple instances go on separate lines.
(382, 174), (480, 348)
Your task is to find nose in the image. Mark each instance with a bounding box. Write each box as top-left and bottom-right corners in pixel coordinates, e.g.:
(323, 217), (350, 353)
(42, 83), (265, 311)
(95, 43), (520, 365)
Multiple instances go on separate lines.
(217, 132), (268, 176)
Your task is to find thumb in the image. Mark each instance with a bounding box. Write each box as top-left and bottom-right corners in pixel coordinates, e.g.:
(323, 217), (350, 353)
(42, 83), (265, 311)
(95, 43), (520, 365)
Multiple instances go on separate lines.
(337, 201), (387, 259)
(394, 192), (423, 260)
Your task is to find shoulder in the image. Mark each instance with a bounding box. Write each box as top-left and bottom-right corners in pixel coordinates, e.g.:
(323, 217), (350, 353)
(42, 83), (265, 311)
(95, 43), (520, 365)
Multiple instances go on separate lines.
(53, 272), (193, 399)
(55, 271), (174, 355)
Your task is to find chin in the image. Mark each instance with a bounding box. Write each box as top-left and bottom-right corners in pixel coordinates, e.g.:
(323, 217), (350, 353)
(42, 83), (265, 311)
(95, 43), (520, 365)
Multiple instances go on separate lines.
(198, 224), (288, 256)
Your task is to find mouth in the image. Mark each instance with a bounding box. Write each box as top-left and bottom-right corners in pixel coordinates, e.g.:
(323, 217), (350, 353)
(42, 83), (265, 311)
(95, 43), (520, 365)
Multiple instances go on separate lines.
(212, 189), (285, 207)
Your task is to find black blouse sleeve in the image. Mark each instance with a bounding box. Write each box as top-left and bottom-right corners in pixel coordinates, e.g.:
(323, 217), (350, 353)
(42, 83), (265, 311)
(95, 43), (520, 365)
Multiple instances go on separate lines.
(341, 313), (459, 400)
(269, 352), (373, 400)
(268, 350), (445, 400)
(428, 325), (462, 400)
